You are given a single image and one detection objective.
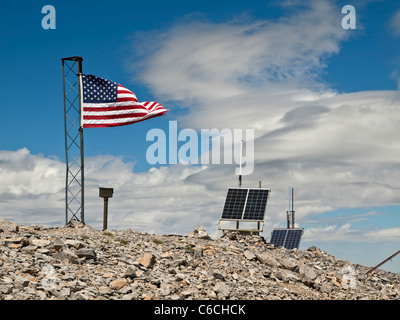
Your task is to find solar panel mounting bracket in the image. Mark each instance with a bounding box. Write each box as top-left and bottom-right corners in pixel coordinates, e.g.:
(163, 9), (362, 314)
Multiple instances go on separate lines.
(218, 220), (265, 234)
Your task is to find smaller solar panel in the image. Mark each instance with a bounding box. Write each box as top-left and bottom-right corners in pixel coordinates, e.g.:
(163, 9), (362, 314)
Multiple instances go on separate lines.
(285, 229), (303, 249)
(270, 228), (303, 249)
(270, 229), (287, 247)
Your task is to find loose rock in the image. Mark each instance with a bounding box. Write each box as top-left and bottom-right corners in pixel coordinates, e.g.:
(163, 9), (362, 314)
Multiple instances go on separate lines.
(137, 253), (156, 268)
(0, 220), (398, 300)
(109, 278), (128, 290)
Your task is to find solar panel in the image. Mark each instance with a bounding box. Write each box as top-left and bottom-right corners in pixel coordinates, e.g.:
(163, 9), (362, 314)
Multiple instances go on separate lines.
(220, 188), (269, 221)
(270, 228), (303, 249)
(270, 229), (287, 247)
(243, 189), (269, 220)
(286, 229), (304, 249)
(221, 188), (248, 219)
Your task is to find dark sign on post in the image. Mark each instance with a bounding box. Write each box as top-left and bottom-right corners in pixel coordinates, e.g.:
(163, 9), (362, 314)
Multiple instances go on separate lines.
(99, 188), (113, 230)
(99, 188), (113, 198)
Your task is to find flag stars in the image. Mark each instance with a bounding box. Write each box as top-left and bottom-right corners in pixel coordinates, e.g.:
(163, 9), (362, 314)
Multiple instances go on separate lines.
(82, 74), (117, 103)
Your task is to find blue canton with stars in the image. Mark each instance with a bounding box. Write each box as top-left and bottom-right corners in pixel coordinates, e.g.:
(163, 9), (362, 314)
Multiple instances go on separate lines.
(82, 74), (118, 103)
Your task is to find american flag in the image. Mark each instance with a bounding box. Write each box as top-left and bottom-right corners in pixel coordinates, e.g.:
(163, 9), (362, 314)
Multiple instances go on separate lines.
(81, 74), (168, 128)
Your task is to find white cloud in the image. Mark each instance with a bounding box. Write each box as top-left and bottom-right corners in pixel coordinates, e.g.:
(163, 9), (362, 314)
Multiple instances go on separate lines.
(0, 148), (65, 226)
(0, 148), (63, 195)
(366, 227), (400, 242)
(0, 148), (219, 234)
(303, 223), (358, 242)
(303, 224), (400, 244)
(1, 146), (398, 244)
(132, 0), (346, 107)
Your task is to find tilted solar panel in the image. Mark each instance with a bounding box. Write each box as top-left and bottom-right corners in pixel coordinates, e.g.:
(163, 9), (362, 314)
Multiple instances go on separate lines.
(270, 228), (304, 249)
(284, 229), (303, 249)
(270, 229), (287, 247)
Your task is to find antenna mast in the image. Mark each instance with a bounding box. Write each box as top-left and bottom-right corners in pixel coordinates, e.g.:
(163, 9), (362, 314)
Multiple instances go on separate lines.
(286, 186), (295, 228)
(287, 186), (290, 228)
(292, 187), (295, 228)
(238, 139), (243, 188)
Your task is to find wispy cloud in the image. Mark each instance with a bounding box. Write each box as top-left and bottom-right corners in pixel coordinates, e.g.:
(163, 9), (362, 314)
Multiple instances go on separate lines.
(304, 224), (400, 243)
(391, 9), (400, 36)
(366, 227), (400, 242)
(131, 0), (346, 107)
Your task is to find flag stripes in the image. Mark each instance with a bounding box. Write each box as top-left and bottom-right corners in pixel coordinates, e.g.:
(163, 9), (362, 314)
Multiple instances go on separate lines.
(81, 75), (168, 128)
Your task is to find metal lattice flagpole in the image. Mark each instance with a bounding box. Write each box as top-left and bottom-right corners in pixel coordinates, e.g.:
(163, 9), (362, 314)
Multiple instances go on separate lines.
(62, 56), (85, 225)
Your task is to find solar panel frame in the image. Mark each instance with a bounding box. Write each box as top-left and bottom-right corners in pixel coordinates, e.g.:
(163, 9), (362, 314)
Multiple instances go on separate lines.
(270, 228), (304, 249)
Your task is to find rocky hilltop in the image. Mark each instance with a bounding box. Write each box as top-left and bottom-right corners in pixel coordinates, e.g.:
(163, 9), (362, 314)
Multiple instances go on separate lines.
(0, 218), (399, 300)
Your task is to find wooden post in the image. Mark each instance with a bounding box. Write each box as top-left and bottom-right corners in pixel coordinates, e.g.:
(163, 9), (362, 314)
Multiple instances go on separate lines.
(103, 197), (109, 231)
(99, 187), (113, 231)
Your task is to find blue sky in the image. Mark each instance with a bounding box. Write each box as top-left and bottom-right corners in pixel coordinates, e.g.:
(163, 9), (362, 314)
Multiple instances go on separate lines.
(0, 0), (399, 273)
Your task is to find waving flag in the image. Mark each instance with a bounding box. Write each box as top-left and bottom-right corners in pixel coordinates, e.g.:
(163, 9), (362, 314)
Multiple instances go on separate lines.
(80, 74), (168, 128)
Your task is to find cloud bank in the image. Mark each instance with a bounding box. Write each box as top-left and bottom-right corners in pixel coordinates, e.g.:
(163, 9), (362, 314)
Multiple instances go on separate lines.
(128, 0), (400, 244)
(128, 0), (400, 217)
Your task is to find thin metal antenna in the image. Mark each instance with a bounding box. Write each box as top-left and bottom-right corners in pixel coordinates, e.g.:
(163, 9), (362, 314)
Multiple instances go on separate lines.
(238, 139), (243, 188)
(286, 186), (295, 228)
(287, 186), (291, 228)
(292, 187), (295, 228)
